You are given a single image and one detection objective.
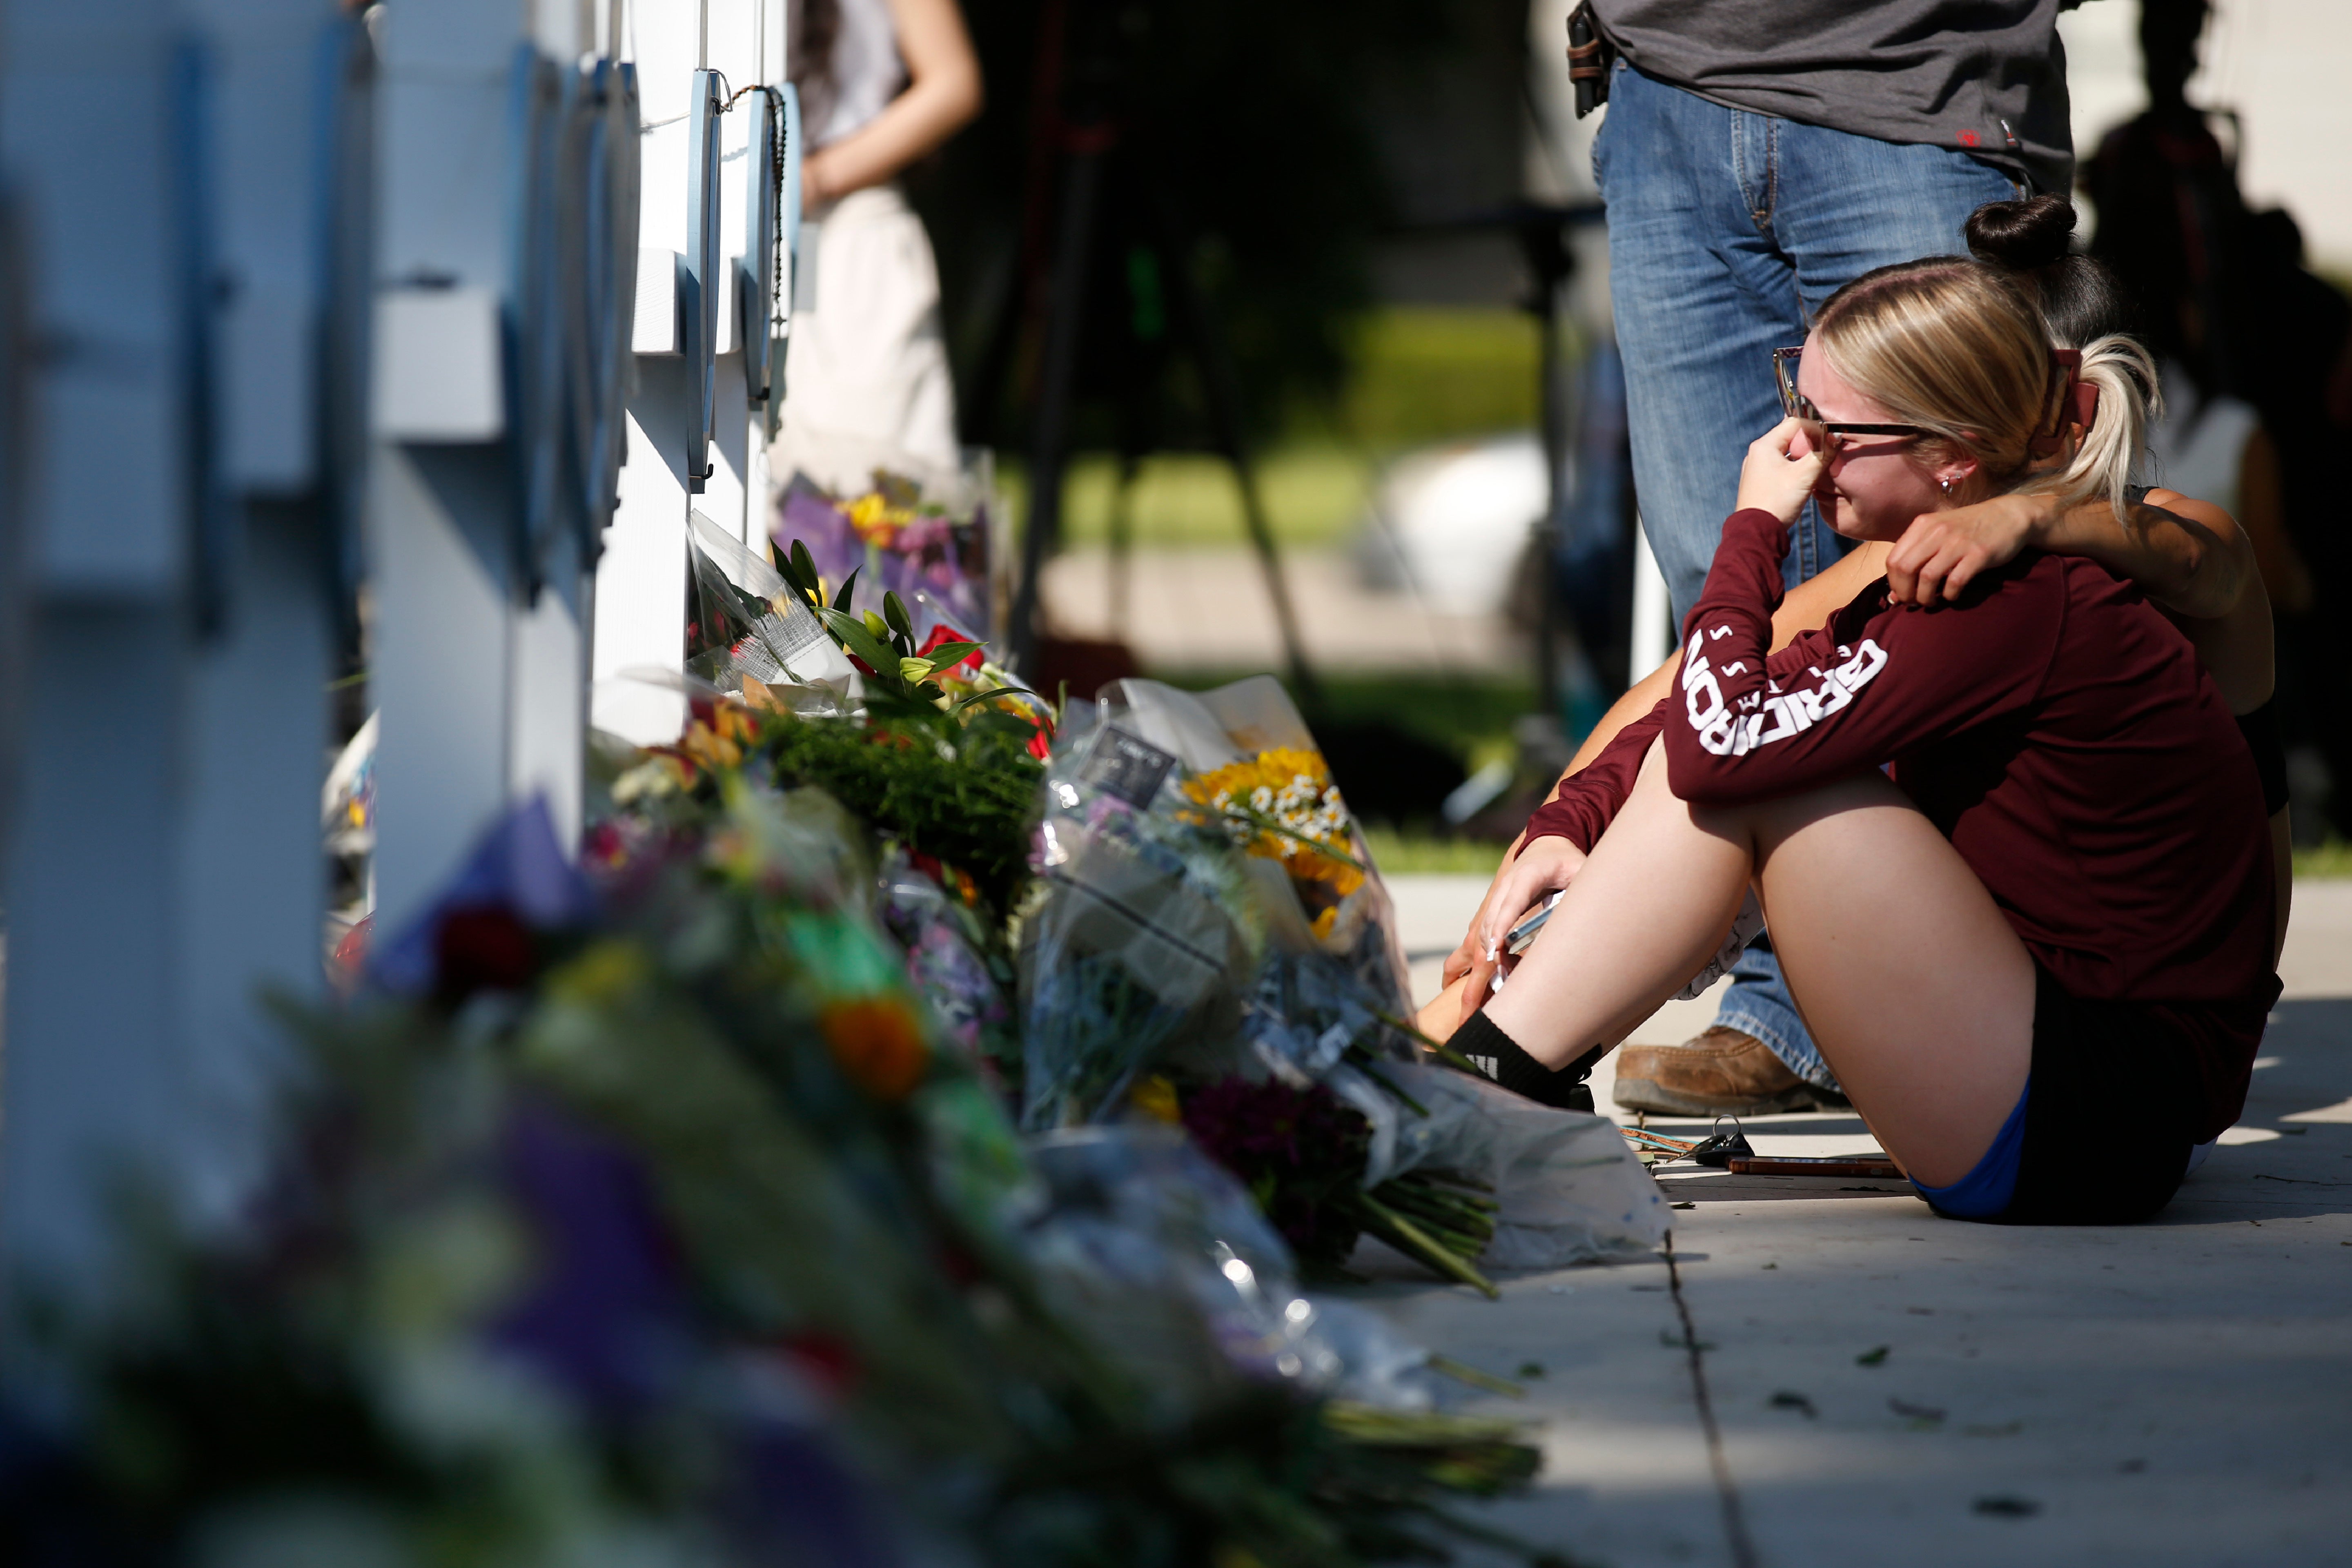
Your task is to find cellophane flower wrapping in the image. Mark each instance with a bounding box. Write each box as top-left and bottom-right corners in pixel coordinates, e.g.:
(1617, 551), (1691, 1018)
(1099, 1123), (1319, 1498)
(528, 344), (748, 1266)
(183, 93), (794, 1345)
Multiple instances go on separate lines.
(1013, 681), (1668, 1279)
(1110, 676), (1414, 1024)
(770, 439), (1000, 644)
(1017, 717), (1264, 1131)
(1021, 1124), (1444, 1414)
(683, 508), (858, 704)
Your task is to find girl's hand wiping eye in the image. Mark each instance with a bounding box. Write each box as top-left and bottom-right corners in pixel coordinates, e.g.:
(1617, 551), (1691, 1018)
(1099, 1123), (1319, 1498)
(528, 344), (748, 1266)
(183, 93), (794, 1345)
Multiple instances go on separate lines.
(1736, 416), (1837, 525)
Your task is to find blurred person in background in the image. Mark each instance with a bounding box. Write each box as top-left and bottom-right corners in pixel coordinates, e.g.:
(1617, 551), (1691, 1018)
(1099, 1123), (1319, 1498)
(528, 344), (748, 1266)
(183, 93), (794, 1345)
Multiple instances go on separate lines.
(1443, 0), (2080, 1118)
(2083, 0), (2352, 835)
(778, 0), (982, 472)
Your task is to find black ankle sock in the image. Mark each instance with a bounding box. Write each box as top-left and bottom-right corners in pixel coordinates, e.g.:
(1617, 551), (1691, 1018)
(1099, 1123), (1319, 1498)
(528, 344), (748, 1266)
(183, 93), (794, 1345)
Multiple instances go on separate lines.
(1449, 1010), (1604, 1113)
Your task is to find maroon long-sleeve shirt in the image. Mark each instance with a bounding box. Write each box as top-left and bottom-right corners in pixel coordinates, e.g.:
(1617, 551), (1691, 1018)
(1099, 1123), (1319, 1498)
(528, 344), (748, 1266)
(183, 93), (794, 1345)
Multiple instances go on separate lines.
(1526, 508), (2278, 1139)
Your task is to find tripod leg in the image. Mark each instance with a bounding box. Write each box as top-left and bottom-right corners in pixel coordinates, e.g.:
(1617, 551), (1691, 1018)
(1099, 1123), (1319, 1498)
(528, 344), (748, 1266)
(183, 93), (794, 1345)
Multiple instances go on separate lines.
(1009, 144), (1108, 676)
(1149, 219), (1320, 708)
(1533, 278), (1566, 724)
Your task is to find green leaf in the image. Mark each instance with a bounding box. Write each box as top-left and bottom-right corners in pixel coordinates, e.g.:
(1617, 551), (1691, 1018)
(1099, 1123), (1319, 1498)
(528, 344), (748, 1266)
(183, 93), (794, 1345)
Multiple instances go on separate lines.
(831, 565), (860, 612)
(772, 547), (806, 598)
(882, 591), (914, 641)
(1425, 1355), (1524, 1399)
(922, 640), (983, 675)
(1855, 1345), (1890, 1366)
(820, 607), (900, 680)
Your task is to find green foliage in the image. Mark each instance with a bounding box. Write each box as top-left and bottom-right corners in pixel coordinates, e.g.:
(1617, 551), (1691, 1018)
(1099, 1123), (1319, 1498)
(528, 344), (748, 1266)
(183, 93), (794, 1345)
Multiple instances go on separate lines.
(1327, 309), (1549, 447)
(2293, 838), (2352, 879)
(773, 543), (991, 704)
(1361, 830), (1508, 877)
(753, 700), (1043, 916)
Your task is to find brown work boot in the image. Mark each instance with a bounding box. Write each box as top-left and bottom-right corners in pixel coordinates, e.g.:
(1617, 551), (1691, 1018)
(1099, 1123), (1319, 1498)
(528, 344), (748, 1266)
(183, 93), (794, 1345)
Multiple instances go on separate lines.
(1613, 1027), (1824, 1116)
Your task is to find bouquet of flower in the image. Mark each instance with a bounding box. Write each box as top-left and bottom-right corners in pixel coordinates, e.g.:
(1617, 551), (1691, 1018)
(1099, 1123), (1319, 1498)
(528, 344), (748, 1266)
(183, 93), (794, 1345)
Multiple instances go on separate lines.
(5, 780), (1568, 1568)
(1017, 719), (1263, 1131)
(1016, 685), (1668, 1291)
(875, 843), (1020, 1085)
(771, 446), (1000, 641)
(1178, 1074), (1509, 1292)
(682, 508), (858, 704)
(1116, 677), (1414, 1017)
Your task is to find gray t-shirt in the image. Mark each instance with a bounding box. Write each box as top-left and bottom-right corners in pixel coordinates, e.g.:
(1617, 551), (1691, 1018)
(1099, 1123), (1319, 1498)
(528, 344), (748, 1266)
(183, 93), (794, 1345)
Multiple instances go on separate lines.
(1589, 0), (2076, 194)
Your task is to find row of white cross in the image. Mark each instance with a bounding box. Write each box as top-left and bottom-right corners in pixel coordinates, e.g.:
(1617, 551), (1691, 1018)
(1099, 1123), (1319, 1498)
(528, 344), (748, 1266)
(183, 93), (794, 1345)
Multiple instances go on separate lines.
(0, 0), (797, 1300)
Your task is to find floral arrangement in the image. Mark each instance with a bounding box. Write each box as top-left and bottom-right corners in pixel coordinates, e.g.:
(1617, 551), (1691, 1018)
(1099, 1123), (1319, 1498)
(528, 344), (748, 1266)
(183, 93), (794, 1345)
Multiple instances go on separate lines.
(1179, 1076), (1500, 1292)
(774, 464), (996, 641)
(1184, 745), (1367, 940)
(4, 778), (1566, 1567)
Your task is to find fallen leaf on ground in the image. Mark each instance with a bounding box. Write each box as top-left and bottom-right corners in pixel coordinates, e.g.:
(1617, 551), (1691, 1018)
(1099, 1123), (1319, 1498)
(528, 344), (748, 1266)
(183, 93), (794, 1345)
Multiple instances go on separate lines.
(1972, 1495), (2042, 1518)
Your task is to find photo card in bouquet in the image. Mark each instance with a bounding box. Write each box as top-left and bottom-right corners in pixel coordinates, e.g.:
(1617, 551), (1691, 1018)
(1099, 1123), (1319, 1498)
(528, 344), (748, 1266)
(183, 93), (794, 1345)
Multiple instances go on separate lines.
(1078, 727), (1179, 810)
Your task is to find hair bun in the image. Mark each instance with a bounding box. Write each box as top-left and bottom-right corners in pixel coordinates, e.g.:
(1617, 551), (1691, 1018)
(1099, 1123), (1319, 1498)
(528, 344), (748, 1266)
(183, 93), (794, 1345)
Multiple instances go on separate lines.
(1966, 195), (2078, 271)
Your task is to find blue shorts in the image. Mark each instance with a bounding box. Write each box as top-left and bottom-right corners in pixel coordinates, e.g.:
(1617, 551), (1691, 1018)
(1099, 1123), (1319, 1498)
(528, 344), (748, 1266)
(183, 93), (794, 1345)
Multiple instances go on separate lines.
(1910, 1084), (2029, 1220)
(1909, 965), (2227, 1225)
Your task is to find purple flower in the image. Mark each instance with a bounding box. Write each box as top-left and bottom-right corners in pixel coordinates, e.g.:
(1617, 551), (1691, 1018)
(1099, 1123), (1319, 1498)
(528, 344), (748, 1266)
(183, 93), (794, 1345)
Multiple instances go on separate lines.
(488, 1097), (693, 1416)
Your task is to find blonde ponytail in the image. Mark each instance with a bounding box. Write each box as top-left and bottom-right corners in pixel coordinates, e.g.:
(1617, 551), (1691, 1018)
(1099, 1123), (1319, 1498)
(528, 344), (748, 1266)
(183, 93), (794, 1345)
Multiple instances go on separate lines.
(2045, 332), (2160, 523)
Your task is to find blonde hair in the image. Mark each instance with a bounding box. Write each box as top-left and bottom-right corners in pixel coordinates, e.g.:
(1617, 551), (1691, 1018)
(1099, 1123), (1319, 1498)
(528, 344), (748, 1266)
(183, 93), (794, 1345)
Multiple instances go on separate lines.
(1813, 259), (2159, 519)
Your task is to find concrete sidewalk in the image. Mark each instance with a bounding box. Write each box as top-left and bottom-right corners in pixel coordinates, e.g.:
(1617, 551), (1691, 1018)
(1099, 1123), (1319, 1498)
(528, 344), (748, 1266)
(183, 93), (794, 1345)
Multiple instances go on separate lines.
(1038, 546), (1525, 674)
(1370, 876), (2352, 1568)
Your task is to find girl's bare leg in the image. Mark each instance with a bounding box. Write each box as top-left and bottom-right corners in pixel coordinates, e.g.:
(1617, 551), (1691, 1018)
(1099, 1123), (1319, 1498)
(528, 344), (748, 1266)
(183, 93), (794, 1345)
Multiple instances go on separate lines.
(1482, 740), (2034, 1188)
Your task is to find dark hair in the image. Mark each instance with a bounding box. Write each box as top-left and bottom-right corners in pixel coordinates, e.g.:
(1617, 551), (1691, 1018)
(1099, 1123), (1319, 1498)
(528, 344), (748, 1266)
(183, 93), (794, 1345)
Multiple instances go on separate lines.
(1965, 196), (2137, 348)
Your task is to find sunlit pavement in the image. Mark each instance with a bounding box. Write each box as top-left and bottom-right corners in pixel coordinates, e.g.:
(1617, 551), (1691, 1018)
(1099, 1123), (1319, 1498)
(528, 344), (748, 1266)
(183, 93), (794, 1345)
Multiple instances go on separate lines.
(1040, 546), (1525, 675)
(1375, 877), (2352, 1568)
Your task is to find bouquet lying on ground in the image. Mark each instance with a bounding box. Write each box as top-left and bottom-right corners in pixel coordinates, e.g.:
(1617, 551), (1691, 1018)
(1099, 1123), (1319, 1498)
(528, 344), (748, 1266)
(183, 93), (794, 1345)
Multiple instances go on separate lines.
(3, 789), (1568, 1568)
(1021, 678), (1668, 1294)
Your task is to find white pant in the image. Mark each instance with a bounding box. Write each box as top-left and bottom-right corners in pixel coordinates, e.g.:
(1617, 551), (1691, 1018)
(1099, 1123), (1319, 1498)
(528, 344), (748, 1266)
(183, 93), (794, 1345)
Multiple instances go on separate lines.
(774, 182), (960, 476)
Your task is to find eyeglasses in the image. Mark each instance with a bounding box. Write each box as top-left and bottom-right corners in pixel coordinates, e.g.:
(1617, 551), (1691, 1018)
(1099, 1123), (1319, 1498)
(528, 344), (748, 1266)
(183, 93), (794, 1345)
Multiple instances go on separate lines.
(1773, 347), (1931, 439)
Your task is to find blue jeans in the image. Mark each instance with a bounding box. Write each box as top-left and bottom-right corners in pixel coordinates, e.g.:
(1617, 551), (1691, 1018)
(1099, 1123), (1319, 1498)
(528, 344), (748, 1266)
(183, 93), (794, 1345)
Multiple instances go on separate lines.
(1593, 61), (2020, 1090)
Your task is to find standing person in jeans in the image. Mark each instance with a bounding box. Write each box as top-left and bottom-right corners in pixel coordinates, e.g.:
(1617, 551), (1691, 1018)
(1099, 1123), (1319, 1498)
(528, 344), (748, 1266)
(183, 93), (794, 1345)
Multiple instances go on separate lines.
(1448, 1), (2075, 1115)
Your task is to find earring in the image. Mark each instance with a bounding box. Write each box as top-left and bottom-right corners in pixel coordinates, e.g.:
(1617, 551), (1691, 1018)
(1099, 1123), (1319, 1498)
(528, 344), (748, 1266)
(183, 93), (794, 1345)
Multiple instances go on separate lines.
(1939, 476), (1954, 496)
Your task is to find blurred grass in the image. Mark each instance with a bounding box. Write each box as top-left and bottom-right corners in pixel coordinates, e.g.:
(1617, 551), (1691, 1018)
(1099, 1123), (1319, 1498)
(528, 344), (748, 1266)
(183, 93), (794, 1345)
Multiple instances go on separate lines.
(994, 307), (1543, 552)
(1328, 308), (1544, 445)
(1363, 829), (1507, 877)
(2294, 840), (2352, 879)
(998, 443), (1372, 551)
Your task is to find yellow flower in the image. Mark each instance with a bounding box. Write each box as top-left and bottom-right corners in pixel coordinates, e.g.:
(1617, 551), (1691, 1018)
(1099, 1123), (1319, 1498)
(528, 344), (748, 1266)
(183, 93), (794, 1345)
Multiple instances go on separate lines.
(844, 490), (918, 548)
(681, 724), (741, 770)
(1129, 1074), (1183, 1125)
(1180, 747), (1364, 904)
